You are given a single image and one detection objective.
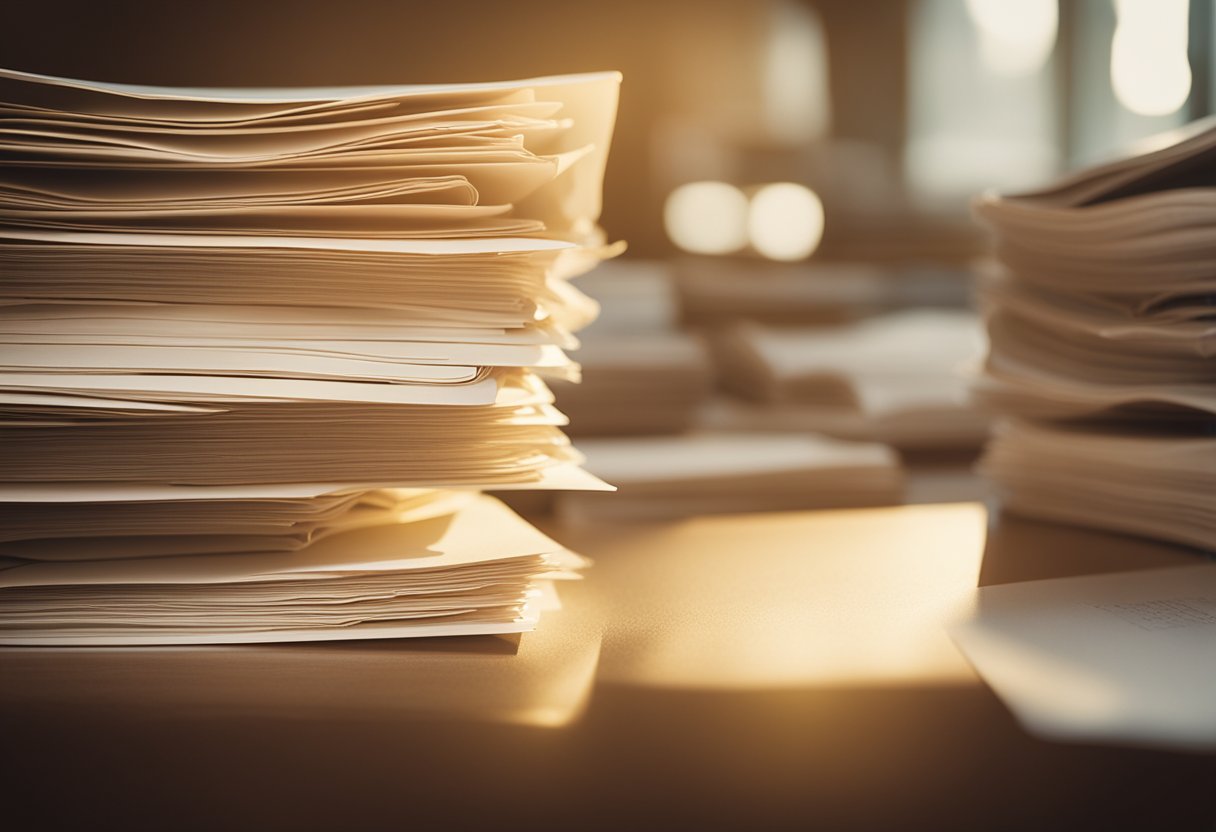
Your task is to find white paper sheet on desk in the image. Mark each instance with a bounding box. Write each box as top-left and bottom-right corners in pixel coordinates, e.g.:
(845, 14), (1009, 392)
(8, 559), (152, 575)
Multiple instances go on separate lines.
(949, 564), (1216, 751)
(574, 432), (896, 484)
(556, 432), (900, 523)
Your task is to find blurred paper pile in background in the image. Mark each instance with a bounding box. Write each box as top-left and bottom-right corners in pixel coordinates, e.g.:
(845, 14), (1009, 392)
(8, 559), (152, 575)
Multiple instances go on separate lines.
(537, 255), (988, 523)
(975, 119), (1216, 551)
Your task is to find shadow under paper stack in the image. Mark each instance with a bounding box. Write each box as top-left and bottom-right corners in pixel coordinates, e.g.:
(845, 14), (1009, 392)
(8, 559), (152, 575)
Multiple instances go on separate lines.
(0, 67), (621, 644)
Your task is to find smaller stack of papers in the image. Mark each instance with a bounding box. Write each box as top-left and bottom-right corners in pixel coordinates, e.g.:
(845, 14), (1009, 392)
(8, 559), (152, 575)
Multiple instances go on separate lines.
(548, 258), (712, 435)
(551, 332), (713, 436)
(708, 310), (988, 450)
(974, 118), (1216, 550)
(555, 433), (903, 523)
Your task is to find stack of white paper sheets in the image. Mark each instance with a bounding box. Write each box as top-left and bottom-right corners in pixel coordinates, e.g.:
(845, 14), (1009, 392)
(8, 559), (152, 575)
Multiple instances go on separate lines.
(707, 310), (990, 450)
(974, 118), (1216, 550)
(0, 484), (470, 561)
(0, 67), (621, 644)
(0, 495), (587, 645)
(555, 433), (904, 523)
(0, 67), (618, 241)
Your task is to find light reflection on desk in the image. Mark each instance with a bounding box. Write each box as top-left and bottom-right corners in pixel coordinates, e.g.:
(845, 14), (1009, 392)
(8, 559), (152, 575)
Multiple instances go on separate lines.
(547, 502), (988, 690)
(4, 502), (1214, 831)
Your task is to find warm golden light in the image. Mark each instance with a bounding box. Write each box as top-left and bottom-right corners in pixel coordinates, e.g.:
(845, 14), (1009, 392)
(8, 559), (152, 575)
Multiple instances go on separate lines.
(762, 0), (831, 143)
(965, 0), (1058, 77)
(747, 182), (825, 261)
(580, 503), (987, 690)
(1111, 0), (1192, 116)
(664, 181), (750, 255)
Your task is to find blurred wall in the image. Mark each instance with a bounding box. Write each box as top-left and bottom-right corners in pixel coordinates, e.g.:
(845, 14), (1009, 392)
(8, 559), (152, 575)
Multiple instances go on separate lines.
(8, 1), (1205, 260)
(0, 0), (781, 256)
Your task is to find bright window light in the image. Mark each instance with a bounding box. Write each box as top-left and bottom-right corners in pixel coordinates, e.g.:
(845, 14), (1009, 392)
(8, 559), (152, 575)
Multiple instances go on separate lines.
(762, 0), (831, 143)
(664, 181), (750, 255)
(1111, 0), (1192, 116)
(747, 183), (825, 262)
(965, 0), (1058, 77)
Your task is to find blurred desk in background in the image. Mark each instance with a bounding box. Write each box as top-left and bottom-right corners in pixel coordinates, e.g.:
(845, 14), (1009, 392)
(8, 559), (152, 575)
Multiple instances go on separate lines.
(2, 503), (1212, 831)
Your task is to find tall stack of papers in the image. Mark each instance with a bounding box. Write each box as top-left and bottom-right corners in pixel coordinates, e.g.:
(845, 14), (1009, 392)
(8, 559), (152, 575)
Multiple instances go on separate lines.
(0, 67), (621, 644)
(707, 310), (989, 450)
(973, 119), (1216, 550)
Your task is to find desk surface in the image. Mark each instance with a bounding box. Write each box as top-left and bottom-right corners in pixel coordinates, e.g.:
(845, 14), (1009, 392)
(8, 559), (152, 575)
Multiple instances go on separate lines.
(2, 503), (1213, 831)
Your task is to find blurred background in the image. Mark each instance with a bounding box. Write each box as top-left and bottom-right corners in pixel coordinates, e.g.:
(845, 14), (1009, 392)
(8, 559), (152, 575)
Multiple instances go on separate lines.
(8, 0), (1214, 519)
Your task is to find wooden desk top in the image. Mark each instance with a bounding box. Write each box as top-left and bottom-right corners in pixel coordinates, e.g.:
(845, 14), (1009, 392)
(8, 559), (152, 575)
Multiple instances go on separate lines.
(2, 503), (1212, 830)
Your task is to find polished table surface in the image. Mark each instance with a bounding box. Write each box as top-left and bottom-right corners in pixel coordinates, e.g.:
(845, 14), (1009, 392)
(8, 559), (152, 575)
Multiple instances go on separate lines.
(2, 503), (1213, 831)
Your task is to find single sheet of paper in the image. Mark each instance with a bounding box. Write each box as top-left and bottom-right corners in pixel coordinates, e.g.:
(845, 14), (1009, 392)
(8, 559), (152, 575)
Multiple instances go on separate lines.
(950, 564), (1216, 751)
